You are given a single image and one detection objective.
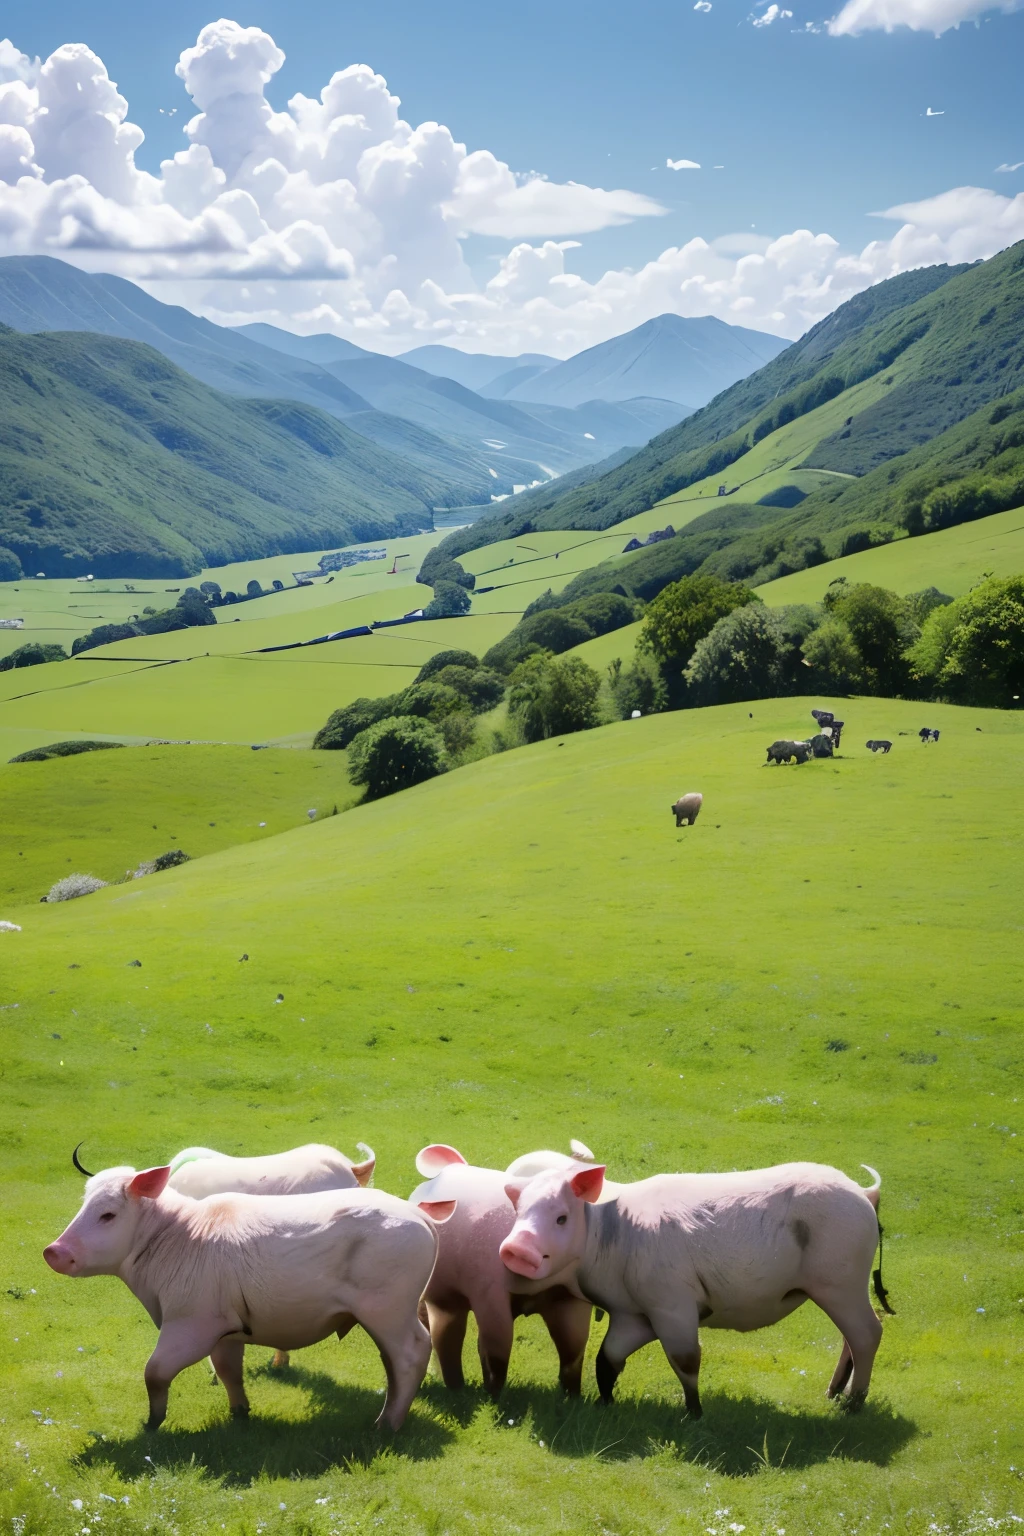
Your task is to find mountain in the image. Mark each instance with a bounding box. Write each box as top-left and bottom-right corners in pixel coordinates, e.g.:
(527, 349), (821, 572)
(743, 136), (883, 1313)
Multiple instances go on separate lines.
(490, 313), (788, 410)
(237, 320), (685, 475)
(234, 322), (372, 366)
(0, 256), (508, 505)
(425, 250), (1023, 603)
(397, 345), (557, 392)
(0, 327), (451, 578)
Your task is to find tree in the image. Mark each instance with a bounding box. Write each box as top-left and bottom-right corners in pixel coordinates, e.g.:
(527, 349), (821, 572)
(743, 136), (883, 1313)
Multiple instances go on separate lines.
(908, 574), (1024, 707)
(0, 545), (23, 581)
(684, 603), (790, 705)
(314, 695), (393, 750)
(347, 716), (448, 799)
(637, 575), (758, 698)
(397, 681), (470, 723)
(424, 581), (471, 618)
(824, 583), (918, 695)
(608, 654), (668, 719)
(430, 665), (505, 713)
(801, 617), (864, 692)
(508, 652), (601, 742)
(415, 649), (480, 683)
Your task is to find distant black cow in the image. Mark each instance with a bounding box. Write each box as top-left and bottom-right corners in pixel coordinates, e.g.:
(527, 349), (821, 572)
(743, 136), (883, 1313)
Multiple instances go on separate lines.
(830, 719), (845, 751)
(919, 727), (941, 743)
(811, 709), (835, 728)
(766, 739), (810, 765)
(866, 739), (892, 753)
(809, 733), (834, 758)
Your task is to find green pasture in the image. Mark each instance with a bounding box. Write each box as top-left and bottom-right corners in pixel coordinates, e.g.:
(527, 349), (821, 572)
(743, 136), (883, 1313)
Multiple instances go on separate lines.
(757, 504), (1024, 605)
(0, 745), (356, 909)
(1, 696), (1021, 1535)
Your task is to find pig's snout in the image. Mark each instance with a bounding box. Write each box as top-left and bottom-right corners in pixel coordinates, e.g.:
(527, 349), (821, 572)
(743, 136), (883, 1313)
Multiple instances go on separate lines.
(499, 1232), (545, 1278)
(43, 1242), (75, 1274)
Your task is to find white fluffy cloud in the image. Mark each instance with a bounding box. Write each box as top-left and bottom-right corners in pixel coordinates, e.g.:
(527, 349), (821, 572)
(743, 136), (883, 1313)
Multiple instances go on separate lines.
(829, 0), (1022, 34)
(667, 157), (701, 170)
(752, 5), (794, 23)
(0, 22), (1022, 356)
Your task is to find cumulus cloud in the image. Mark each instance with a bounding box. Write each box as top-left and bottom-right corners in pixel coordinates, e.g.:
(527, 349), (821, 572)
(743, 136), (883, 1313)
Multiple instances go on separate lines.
(752, 5), (794, 23)
(694, 3), (713, 11)
(667, 158), (701, 170)
(0, 23), (1022, 356)
(828, 0), (1022, 34)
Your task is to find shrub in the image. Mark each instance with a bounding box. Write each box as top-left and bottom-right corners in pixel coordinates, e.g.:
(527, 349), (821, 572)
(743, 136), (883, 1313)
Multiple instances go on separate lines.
(415, 649), (480, 683)
(10, 739), (124, 763)
(0, 545), (23, 581)
(72, 622), (139, 655)
(684, 603), (790, 705)
(200, 581), (222, 598)
(46, 873), (108, 903)
(246, 580), (265, 598)
(135, 849), (190, 877)
(508, 653), (602, 743)
(347, 715), (448, 798)
(0, 642), (68, 672)
(424, 581), (472, 618)
(909, 574), (1024, 707)
(905, 587), (954, 625)
(438, 711), (477, 758)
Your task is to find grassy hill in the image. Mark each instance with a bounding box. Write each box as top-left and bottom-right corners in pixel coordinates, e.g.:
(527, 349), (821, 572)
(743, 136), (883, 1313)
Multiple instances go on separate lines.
(1, 697), (1021, 1533)
(0, 328), (456, 579)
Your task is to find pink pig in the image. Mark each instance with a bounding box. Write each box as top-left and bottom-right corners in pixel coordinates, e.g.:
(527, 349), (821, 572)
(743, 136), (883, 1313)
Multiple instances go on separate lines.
(499, 1161), (890, 1417)
(409, 1142), (605, 1397)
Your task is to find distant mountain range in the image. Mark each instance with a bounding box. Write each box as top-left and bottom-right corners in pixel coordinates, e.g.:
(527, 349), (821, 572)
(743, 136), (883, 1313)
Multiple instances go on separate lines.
(395, 315), (787, 410)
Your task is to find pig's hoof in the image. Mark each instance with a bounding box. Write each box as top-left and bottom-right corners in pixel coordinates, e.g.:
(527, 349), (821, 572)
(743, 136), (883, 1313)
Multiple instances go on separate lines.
(143, 1417), (163, 1432)
(839, 1391), (866, 1414)
(230, 1404), (250, 1420)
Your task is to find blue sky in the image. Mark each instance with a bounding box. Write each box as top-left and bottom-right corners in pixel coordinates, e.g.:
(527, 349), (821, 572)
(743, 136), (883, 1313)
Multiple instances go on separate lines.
(2, 1), (1022, 351)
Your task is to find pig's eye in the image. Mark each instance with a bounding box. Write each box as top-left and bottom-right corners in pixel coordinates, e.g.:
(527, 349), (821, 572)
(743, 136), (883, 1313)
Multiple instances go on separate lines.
(556, 1215), (567, 1226)
(98, 1213), (116, 1223)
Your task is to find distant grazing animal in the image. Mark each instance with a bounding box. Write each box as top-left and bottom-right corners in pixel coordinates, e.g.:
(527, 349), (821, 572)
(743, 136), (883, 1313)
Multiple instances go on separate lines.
(44, 1159), (451, 1433)
(671, 792), (703, 826)
(865, 740), (892, 754)
(766, 739), (809, 765)
(499, 1161), (891, 1418)
(811, 709), (835, 728)
(829, 720), (846, 751)
(919, 727), (940, 743)
(409, 1142), (618, 1398)
(808, 733), (834, 758)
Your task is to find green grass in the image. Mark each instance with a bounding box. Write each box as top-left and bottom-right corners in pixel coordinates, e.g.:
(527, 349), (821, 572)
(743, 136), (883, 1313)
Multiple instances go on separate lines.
(1, 696), (1021, 1534)
(0, 745), (356, 908)
(757, 504), (1024, 606)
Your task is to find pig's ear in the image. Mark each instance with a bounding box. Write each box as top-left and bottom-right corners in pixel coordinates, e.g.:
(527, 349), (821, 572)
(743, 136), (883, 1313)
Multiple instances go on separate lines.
(503, 1178), (528, 1210)
(127, 1166), (171, 1200)
(418, 1199), (457, 1223)
(569, 1165), (606, 1203)
(570, 1138), (595, 1162)
(415, 1144), (467, 1177)
(351, 1143), (376, 1187)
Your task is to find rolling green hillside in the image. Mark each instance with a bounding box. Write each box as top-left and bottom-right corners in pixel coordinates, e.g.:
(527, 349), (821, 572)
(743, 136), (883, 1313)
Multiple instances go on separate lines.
(0, 328), (448, 579)
(1, 698), (1021, 1533)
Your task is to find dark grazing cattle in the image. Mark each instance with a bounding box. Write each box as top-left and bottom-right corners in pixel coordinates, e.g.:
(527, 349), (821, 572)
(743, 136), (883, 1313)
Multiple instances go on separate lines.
(766, 740), (810, 765)
(866, 740), (892, 754)
(919, 727), (940, 743)
(809, 733), (834, 758)
(811, 709), (835, 728)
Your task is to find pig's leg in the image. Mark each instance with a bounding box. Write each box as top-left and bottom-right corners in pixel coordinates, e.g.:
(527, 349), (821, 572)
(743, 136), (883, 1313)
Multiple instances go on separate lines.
(595, 1311), (655, 1404)
(540, 1295), (592, 1396)
(811, 1289), (882, 1408)
(473, 1292), (514, 1399)
(210, 1338), (250, 1419)
(425, 1302), (468, 1389)
(360, 1311), (432, 1432)
(144, 1319), (223, 1430)
(650, 1306), (703, 1418)
(826, 1339), (853, 1398)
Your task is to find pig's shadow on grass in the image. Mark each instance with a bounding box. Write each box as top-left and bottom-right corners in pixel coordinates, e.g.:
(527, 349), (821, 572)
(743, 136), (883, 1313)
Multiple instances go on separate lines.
(421, 1381), (917, 1479)
(76, 1364), (453, 1483)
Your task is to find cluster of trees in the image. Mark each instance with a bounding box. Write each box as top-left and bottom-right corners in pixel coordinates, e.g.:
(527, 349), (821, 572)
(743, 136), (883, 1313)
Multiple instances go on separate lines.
(0, 641), (68, 672)
(315, 649), (506, 794)
(71, 588), (217, 654)
(415, 548), (475, 618)
(483, 592), (639, 674)
(611, 571), (1023, 712)
(505, 653), (602, 743)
